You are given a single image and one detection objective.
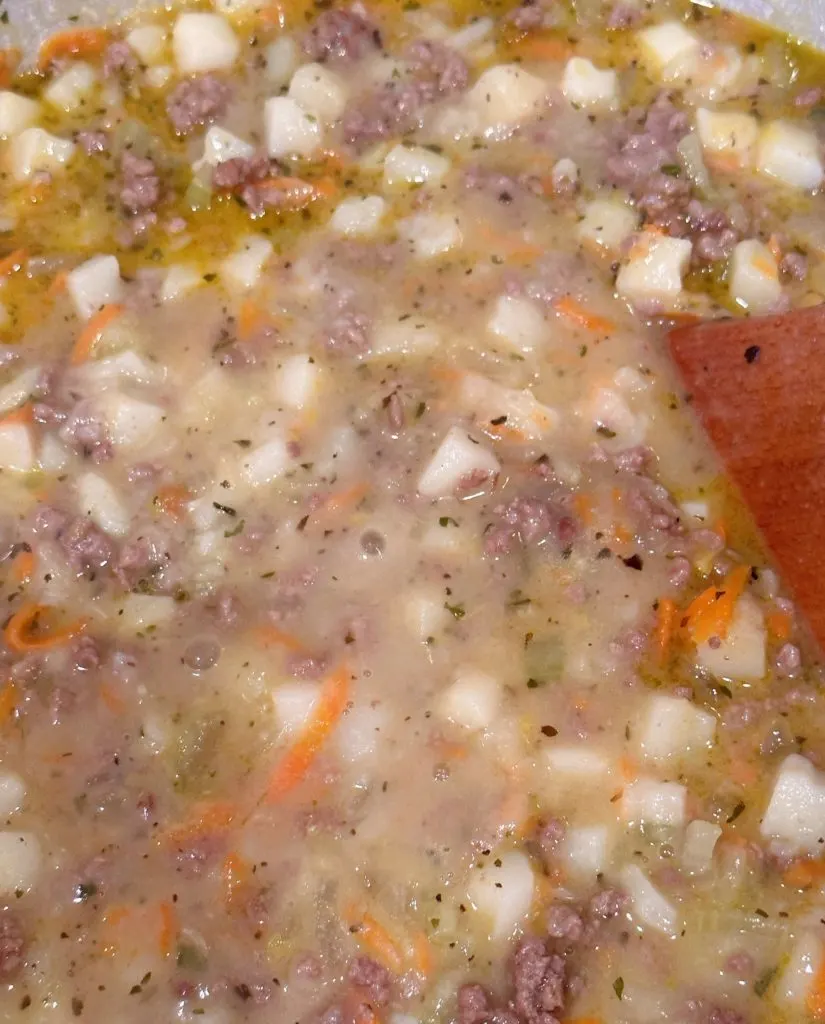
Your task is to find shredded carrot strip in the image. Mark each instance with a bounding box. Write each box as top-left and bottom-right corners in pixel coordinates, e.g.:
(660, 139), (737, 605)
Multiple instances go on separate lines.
(323, 482), (369, 516)
(0, 48), (21, 89)
(0, 681), (18, 725)
(766, 609), (792, 641)
(4, 603), (87, 653)
(784, 858), (825, 890)
(159, 901), (178, 957)
(651, 598), (678, 664)
(727, 757), (758, 787)
(99, 682), (126, 714)
(681, 564), (750, 645)
(618, 754), (639, 783)
(0, 402), (34, 427)
(265, 665), (350, 802)
(222, 851), (251, 906)
(612, 523), (632, 545)
(70, 303), (124, 365)
(153, 483), (192, 522)
(0, 248), (28, 279)
(411, 932), (433, 978)
(510, 32), (572, 62)
(553, 296), (615, 334)
(225, 176), (337, 210)
(48, 270), (68, 298)
(38, 27), (109, 71)
(809, 950), (825, 1019)
(477, 224), (542, 264)
(347, 905), (405, 974)
(573, 493), (595, 525)
(10, 549), (34, 586)
(165, 800), (237, 845)
(238, 297), (267, 341)
(253, 624), (307, 654)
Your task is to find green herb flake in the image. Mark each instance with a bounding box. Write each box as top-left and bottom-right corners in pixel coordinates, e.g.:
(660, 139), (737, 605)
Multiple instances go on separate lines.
(439, 516), (459, 528)
(727, 801), (746, 824)
(754, 966), (777, 997)
(596, 425), (617, 438)
(526, 677), (544, 689)
(661, 164), (681, 176)
(176, 942), (208, 970)
(224, 519), (245, 538)
(613, 977), (624, 1000)
(444, 602), (466, 620)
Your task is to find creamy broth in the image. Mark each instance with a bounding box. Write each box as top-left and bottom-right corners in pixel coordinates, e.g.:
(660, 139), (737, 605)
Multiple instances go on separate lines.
(0, 2), (824, 1023)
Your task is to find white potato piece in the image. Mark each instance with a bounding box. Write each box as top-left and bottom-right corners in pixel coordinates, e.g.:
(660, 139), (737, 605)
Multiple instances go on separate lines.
(10, 127), (75, 182)
(544, 745), (612, 782)
(337, 704), (386, 762)
(403, 587), (451, 640)
(638, 21), (700, 82)
(584, 386), (647, 449)
(0, 831), (42, 894)
(146, 66), (173, 90)
(761, 754), (825, 854)
(460, 373), (559, 441)
(127, 25), (167, 64)
(776, 931), (823, 1007)
(220, 235), (273, 291)
(695, 109), (757, 164)
(418, 427), (500, 497)
(265, 37), (299, 87)
(616, 233), (692, 307)
(103, 394), (165, 447)
(0, 367), (40, 416)
(637, 695), (716, 762)
(160, 264), (202, 303)
(681, 819), (721, 874)
(729, 239), (782, 314)
(559, 825), (612, 879)
(0, 423), (35, 473)
(288, 62), (348, 123)
(39, 434), (69, 472)
(44, 62), (97, 113)
(468, 65), (548, 132)
(274, 354), (321, 410)
(173, 12), (240, 73)
(468, 850), (535, 940)
(241, 435), (293, 486)
(371, 318), (441, 358)
(197, 125), (255, 169)
(67, 254), (123, 320)
(438, 668), (501, 731)
(400, 212), (462, 259)
(383, 144), (451, 189)
(264, 96), (322, 159)
(488, 294), (546, 355)
(118, 594), (176, 631)
(0, 773), (25, 817)
(578, 197), (638, 253)
(562, 57), (617, 109)
(0, 91), (39, 138)
(623, 779), (687, 829)
(696, 593), (766, 682)
(756, 120), (824, 190)
(273, 682), (321, 735)
(83, 351), (161, 386)
(77, 472), (130, 537)
(330, 196), (387, 237)
(619, 863), (680, 936)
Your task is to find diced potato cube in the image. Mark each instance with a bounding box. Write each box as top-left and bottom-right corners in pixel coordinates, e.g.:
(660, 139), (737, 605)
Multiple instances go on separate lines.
(288, 62), (348, 123)
(756, 120), (824, 190)
(761, 754), (825, 854)
(172, 12), (240, 73)
(468, 64), (548, 131)
(0, 831), (42, 894)
(0, 91), (39, 139)
(118, 594), (176, 630)
(696, 593), (766, 681)
(437, 668), (501, 731)
(488, 294), (546, 355)
(220, 235), (273, 291)
(399, 211), (462, 259)
(559, 826), (612, 878)
(160, 264), (202, 303)
(273, 682), (321, 735)
(103, 394), (164, 447)
(619, 863), (680, 936)
(728, 239), (781, 314)
(77, 472), (130, 536)
(44, 62), (97, 113)
(695, 108), (757, 164)
(67, 254), (123, 320)
(638, 21), (700, 82)
(264, 95), (322, 159)
(562, 57), (618, 109)
(616, 232), (692, 307)
(622, 779), (687, 828)
(403, 586), (451, 639)
(265, 37), (299, 87)
(583, 386), (647, 449)
(776, 932), (824, 1007)
(460, 373), (559, 441)
(468, 850), (535, 940)
(418, 427), (500, 497)
(0, 423), (35, 473)
(637, 695), (716, 762)
(146, 66), (173, 90)
(197, 125), (255, 169)
(544, 745), (612, 782)
(578, 197), (638, 253)
(330, 195), (387, 237)
(681, 819), (721, 874)
(126, 25), (167, 64)
(241, 435), (292, 485)
(0, 773), (25, 817)
(274, 354), (321, 410)
(383, 144), (451, 189)
(371, 318), (441, 358)
(10, 127), (75, 182)
(337, 704), (386, 762)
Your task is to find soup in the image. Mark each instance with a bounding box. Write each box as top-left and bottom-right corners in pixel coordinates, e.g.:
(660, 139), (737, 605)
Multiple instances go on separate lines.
(0, 1), (824, 1022)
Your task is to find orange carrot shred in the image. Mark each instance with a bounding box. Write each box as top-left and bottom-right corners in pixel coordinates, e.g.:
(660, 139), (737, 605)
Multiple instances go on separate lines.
(651, 598), (678, 664)
(573, 493), (595, 525)
(0, 402), (34, 428)
(253, 624), (307, 654)
(0, 249), (28, 279)
(238, 298), (267, 341)
(165, 800), (237, 846)
(99, 682), (126, 714)
(48, 270), (69, 298)
(323, 482), (369, 516)
(4, 603), (87, 653)
(681, 564), (750, 645)
(70, 303), (124, 365)
(159, 901), (178, 957)
(553, 296), (616, 334)
(0, 681), (18, 725)
(784, 858), (825, 890)
(38, 27), (109, 71)
(511, 32), (572, 63)
(0, 48), (21, 89)
(265, 665), (350, 802)
(411, 932), (433, 977)
(347, 905), (405, 974)
(766, 609), (792, 641)
(222, 852), (251, 906)
(809, 952), (825, 1019)
(10, 549), (34, 586)
(153, 484), (192, 522)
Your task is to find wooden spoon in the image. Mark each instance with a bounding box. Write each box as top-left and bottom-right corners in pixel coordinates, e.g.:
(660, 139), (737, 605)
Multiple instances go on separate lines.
(668, 304), (825, 654)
